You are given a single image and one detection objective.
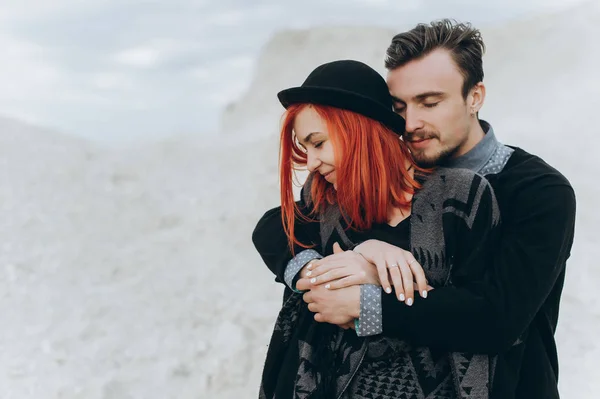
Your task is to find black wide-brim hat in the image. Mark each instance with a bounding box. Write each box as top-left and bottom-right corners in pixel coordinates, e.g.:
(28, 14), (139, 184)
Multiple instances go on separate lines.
(277, 60), (405, 135)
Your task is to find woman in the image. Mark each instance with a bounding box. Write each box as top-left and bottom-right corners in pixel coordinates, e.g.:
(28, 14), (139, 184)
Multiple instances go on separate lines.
(253, 60), (499, 398)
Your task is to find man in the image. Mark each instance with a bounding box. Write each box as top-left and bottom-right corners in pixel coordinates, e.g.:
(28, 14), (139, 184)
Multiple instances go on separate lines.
(253, 20), (575, 398)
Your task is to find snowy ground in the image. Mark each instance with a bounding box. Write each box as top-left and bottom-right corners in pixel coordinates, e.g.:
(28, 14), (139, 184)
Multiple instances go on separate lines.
(0, 2), (598, 398)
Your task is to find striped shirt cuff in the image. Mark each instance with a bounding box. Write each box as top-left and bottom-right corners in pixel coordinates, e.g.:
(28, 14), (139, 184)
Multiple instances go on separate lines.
(355, 284), (383, 337)
(284, 249), (322, 293)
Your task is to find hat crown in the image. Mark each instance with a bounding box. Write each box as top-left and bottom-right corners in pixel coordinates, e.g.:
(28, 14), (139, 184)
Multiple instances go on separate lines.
(301, 60), (392, 110)
(277, 59), (405, 135)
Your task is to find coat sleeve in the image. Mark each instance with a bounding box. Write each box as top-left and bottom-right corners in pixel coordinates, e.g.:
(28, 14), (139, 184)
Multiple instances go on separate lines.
(252, 186), (322, 286)
(380, 175), (575, 354)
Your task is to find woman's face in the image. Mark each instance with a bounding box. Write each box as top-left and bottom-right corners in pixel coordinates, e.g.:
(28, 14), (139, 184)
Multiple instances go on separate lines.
(293, 106), (338, 188)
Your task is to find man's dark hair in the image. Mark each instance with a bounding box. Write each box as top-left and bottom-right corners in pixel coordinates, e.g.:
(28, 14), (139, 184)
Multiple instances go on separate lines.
(385, 19), (485, 98)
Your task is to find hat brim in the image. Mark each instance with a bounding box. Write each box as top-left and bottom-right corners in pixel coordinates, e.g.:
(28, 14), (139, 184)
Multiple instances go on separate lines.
(277, 86), (405, 136)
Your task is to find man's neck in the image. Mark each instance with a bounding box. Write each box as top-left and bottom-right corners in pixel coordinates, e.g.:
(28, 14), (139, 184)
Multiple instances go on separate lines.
(454, 119), (486, 158)
(442, 120), (499, 173)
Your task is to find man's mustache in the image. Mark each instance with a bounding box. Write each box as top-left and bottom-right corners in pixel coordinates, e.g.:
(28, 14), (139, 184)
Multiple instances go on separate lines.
(404, 132), (439, 142)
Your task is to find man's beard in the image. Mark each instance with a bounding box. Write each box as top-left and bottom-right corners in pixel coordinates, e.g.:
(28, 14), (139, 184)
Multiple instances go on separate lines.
(411, 145), (459, 168)
(405, 131), (465, 168)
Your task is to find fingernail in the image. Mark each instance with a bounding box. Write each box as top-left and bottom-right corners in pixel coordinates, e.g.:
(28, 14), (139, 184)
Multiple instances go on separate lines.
(399, 293), (405, 301)
(306, 271), (312, 277)
(385, 287), (392, 294)
(407, 298), (413, 306)
(325, 284), (331, 289)
(310, 278), (316, 284)
(422, 290), (428, 298)
(307, 263), (313, 270)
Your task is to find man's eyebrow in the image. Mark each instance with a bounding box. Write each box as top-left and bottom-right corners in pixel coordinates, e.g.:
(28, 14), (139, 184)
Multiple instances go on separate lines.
(414, 91), (445, 101)
(391, 95), (405, 104)
(392, 92), (446, 105)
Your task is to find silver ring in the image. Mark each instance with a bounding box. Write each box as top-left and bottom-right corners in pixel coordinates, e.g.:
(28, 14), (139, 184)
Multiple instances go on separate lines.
(408, 259), (417, 265)
(387, 263), (399, 269)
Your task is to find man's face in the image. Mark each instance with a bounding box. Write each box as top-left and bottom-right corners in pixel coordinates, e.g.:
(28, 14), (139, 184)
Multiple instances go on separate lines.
(387, 48), (481, 167)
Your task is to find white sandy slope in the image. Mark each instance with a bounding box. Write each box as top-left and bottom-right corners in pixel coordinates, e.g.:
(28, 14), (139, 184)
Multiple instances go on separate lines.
(0, 2), (599, 399)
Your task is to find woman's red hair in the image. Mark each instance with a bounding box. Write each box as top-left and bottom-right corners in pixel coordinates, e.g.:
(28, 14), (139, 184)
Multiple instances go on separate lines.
(280, 103), (424, 252)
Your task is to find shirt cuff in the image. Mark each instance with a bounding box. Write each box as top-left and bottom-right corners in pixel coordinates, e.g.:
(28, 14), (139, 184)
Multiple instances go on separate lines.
(355, 284), (383, 337)
(284, 249), (322, 293)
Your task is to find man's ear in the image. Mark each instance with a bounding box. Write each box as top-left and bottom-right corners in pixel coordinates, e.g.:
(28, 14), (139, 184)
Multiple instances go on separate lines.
(469, 82), (486, 115)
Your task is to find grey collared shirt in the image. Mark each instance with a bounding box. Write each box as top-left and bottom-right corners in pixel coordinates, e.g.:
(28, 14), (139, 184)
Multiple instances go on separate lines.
(443, 120), (513, 175)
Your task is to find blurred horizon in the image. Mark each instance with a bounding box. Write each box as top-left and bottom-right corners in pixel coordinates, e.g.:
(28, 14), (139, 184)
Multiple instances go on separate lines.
(0, 0), (589, 145)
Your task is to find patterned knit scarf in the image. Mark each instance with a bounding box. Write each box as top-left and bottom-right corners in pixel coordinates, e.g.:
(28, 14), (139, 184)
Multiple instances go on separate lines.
(259, 167), (500, 399)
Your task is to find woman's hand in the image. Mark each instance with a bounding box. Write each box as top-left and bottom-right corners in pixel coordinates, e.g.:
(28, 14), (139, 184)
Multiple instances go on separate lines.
(296, 243), (379, 291)
(354, 239), (431, 305)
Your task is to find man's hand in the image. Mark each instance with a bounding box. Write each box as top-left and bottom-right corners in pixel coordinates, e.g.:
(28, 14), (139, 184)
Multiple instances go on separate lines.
(298, 242), (379, 290)
(340, 321), (355, 330)
(302, 284), (360, 325)
(354, 239), (431, 305)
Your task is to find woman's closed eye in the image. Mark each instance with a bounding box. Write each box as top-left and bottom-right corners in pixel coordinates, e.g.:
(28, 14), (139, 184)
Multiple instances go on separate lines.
(313, 141), (324, 148)
(423, 102), (440, 108)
